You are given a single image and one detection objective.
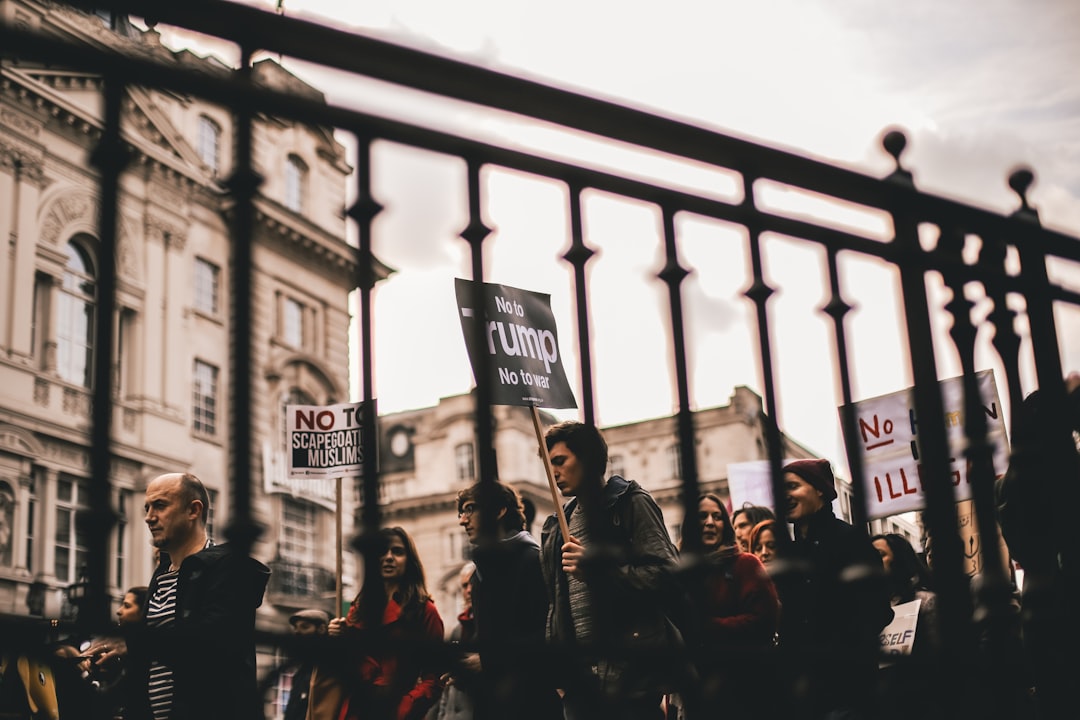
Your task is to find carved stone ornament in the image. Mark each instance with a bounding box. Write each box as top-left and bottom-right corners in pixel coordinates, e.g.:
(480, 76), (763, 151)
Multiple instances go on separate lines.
(40, 192), (95, 246)
(144, 213), (188, 252)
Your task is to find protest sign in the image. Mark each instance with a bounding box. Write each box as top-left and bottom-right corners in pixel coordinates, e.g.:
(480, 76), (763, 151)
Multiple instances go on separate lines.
(879, 598), (921, 660)
(286, 401), (365, 480)
(727, 458), (832, 516)
(840, 370), (1009, 520)
(455, 278), (577, 410)
(262, 441), (338, 510)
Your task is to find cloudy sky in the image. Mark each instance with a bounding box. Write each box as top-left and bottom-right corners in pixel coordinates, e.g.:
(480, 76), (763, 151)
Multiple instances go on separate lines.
(158, 0), (1079, 468)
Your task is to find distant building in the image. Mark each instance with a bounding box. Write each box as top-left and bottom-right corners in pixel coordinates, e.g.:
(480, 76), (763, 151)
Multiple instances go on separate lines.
(0, 2), (384, 636)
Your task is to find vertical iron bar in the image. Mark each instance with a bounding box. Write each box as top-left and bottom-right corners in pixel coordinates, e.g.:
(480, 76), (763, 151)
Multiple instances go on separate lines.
(461, 160), (496, 484)
(562, 183), (596, 426)
(740, 178), (786, 537)
(658, 205), (700, 551)
(939, 226), (1015, 719)
(224, 46), (261, 556)
(348, 134), (385, 626)
(979, 232), (1025, 433)
(890, 212), (972, 714)
(824, 246), (868, 530)
(85, 76), (125, 632)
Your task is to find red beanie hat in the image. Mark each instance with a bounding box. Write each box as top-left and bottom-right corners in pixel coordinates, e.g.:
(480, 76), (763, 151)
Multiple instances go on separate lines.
(782, 458), (837, 502)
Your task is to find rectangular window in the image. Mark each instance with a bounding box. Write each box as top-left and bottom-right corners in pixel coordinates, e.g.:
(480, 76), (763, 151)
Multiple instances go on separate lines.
(283, 298), (304, 348)
(609, 454), (626, 479)
(194, 258), (220, 316)
(198, 116), (221, 175)
(115, 489), (130, 586)
(668, 444), (682, 479)
(455, 443), (475, 483)
(55, 475), (90, 583)
(285, 155), (307, 213)
(280, 498), (316, 595)
(193, 360), (219, 435)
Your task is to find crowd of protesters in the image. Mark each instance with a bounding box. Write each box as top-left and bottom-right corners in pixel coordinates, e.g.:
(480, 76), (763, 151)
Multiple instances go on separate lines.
(7, 370), (1076, 720)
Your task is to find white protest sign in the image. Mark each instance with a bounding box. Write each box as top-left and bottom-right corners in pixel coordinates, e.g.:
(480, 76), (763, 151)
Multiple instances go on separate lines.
(879, 598), (921, 659)
(262, 442), (338, 511)
(454, 278), (577, 409)
(840, 369), (1009, 520)
(286, 401), (365, 479)
(727, 458), (809, 514)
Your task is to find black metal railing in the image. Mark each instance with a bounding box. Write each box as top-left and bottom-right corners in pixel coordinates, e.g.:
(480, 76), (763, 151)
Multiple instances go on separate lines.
(3, 1), (1079, 718)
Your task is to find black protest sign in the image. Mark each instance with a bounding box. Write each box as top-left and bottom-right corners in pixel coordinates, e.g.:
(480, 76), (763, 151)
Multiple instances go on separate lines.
(455, 278), (577, 409)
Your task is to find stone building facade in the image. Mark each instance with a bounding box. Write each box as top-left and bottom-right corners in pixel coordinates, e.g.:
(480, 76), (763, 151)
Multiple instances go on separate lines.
(0, 1), (374, 636)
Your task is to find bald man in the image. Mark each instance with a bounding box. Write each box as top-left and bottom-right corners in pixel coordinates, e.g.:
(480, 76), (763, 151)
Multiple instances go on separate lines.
(90, 473), (270, 720)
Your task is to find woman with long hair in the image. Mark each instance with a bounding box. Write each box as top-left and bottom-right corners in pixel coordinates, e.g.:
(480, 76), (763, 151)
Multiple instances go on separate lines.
(675, 494), (780, 719)
(328, 527), (445, 720)
(871, 533), (937, 652)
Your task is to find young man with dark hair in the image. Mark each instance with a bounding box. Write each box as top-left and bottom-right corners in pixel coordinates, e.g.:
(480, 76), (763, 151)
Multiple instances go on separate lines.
(540, 421), (679, 720)
(455, 481), (561, 720)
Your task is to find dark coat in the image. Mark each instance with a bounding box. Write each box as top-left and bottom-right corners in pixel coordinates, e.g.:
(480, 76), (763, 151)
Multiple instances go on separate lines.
(470, 531), (561, 720)
(540, 475), (679, 696)
(776, 506), (892, 714)
(126, 542), (270, 720)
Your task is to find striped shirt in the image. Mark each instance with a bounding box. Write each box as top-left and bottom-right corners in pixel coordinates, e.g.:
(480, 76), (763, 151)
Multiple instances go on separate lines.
(146, 569), (178, 720)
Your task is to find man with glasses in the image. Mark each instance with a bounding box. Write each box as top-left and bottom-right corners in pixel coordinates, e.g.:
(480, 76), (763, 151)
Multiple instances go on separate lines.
(454, 481), (561, 720)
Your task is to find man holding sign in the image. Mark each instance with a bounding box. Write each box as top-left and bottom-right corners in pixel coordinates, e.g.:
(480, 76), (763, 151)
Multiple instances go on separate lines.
(540, 421), (679, 720)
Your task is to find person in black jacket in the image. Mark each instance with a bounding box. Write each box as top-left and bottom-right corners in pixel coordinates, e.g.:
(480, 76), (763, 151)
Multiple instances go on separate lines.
(995, 372), (1080, 719)
(540, 421), (679, 720)
(454, 481), (561, 720)
(775, 459), (892, 719)
(88, 472), (270, 720)
(283, 609), (329, 720)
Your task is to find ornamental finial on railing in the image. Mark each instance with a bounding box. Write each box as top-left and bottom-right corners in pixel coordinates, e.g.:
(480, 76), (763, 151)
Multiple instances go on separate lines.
(882, 128), (913, 186)
(1008, 167), (1037, 220)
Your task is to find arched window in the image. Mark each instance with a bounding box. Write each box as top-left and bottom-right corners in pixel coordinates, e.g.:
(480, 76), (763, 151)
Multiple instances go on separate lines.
(57, 238), (96, 387)
(284, 154), (307, 213)
(197, 115), (222, 175)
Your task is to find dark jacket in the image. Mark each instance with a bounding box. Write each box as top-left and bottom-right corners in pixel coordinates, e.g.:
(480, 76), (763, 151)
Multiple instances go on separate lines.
(126, 542), (270, 720)
(776, 506), (892, 714)
(540, 475), (679, 694)
(471, 531), (561, 720)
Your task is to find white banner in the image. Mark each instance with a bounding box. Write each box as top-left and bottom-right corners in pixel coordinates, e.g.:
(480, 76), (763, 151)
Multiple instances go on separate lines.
(879, 598), (921, 659)
(726, 458), (805, 514)
(262, 441), (338, 511)
(841, 370), (1009, 520)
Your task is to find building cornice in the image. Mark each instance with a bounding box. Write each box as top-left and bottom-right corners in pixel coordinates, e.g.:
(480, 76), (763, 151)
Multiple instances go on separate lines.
(250, 196), (394, 286)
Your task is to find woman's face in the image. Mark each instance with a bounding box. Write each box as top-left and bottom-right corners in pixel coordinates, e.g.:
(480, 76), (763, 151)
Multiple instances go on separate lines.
(873, 538), (895, 574)
(116, 592), (144, 625)
(753, 529), (777, 565)
(381, 535), (408, 583)
(698, 497), (726, 550)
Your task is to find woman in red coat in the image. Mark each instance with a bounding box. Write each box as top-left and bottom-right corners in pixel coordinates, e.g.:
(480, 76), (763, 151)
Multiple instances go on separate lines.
(329, 527), (444, 720)
(681, 494), (780, 720)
